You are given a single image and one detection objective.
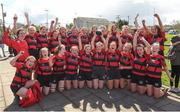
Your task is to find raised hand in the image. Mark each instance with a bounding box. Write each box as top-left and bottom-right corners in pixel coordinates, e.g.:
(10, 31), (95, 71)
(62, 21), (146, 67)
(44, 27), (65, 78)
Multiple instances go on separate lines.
(154, 13), (159, 18)
(19, 51), (24, 56)
(135, 13), (139, 19)
(24, 12), (29, 18)
(55, 17), (58, 22)
(13, 14), (18, 22)
(51, 20), (55, 24)
(142, 20), (145, 24)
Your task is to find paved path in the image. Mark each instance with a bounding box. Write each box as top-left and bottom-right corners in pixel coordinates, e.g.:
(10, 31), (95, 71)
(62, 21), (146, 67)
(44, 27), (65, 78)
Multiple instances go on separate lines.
(0, 58), (180, 111)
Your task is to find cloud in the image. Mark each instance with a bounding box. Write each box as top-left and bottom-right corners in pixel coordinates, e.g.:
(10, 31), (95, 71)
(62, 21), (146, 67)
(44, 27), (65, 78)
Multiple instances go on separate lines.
(1, 0), (180, 27)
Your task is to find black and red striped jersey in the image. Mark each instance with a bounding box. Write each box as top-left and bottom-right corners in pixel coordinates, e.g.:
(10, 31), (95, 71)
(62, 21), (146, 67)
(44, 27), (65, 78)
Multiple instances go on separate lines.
(11, 62), (32, 87)
(66, 53), (79, 75)
(81, 34), (91, 47)
(146, 54), (166, 78)
(48, 37), (59, 53)
(36, 34), (48, 49)
(79, 50), (93, 72)
(120, 33), (133, 44)
(92, 49), (106, 67)
(106, 50), (120, 68)
(25, 35), (37, 50)
(36, 58), (52, 76)
(52, 54), (66, 74)
(119, 51), (134, 67)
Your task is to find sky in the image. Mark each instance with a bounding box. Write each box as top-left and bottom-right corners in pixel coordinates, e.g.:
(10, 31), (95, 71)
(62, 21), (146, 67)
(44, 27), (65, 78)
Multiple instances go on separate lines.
(0, 0), (180, 27)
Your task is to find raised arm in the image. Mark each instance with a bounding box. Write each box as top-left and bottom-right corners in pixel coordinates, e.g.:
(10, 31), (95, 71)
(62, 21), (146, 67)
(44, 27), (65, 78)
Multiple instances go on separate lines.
(3, 28), (13, 47)
(154, 13), (164, 32)
(49, 20), (55, 32)
(24, 12), (30, 27)
(140, 37), (151, 54)
(133, 31), (139, 51)
(140, 37), (151, 48)
(12, 14), (18, 34)
(91, 35), (96, 50)
(78, 33), (83, 50)
(134, 13), (139, 29)
(53, 17), (58, 30)
(49, 55), (55, 67)
(101, 34), (107, 51)
(10, 51), (24, 66)
(117, 32), (122, 50)
(142, 19), (152, 35)
(106, 33), (111, 51)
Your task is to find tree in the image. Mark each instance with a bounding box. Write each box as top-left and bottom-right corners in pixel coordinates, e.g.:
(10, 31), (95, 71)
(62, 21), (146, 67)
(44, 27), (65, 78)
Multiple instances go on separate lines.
(116, 19), (128, 30)
(66, 23), (73, 29)
(172, 20), (180, 32)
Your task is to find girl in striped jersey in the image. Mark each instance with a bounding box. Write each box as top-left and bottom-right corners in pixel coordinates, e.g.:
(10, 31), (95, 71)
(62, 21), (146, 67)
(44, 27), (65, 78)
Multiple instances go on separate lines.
(119, 42), (134, 89)
(36, 47), (52, 95)
(142, 14), (166, 56)
(65, 46), (79, 90)
(49, 45), (66, 92)
(146, 42), (174, 98)
(25, 26), (38, 59)
(79, 27), (91, 48)
(106, 33), (122, 89)
(10, 51), (36, 100)
(36, 26), (49, 53)
(48, 30), (60, 54)
(59, 27), (68, 49)
(78, 35), (93, 88)
(108, 24), (119, 44)
(131, 30), (151, 94)
(67, 27), (79, 51)
(91, 34), (107, 89)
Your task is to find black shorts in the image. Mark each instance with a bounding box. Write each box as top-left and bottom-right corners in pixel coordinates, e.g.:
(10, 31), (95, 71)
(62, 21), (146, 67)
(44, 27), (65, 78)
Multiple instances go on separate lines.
(10, 85), (22, 94)
(146, 76), (162, 88)
(51, 73), (65, 84)
(120, 69), (132, 79)
(131, 74), (146, 86)
(37, 75), (51, 87)
(65, 74), (78, 80)
(107, 68), (121, 80)
(78, 70), (92, 81)
(92, 66), (106, 80)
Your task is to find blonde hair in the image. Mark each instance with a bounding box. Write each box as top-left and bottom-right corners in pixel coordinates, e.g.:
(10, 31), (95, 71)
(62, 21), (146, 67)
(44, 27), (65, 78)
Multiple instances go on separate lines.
(39, 47), (49, 58)
(96, 41), (104, 48)
(70, 45), (79, 52)
(84, 44), (91, 50)
(124, 42), (132, 49)
(25, 56), (36, 62)
(28, 26), (36, 32)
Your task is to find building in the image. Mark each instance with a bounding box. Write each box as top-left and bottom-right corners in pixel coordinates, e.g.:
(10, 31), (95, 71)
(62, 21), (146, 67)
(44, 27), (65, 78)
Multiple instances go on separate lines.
(75, 17), (109, 29)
